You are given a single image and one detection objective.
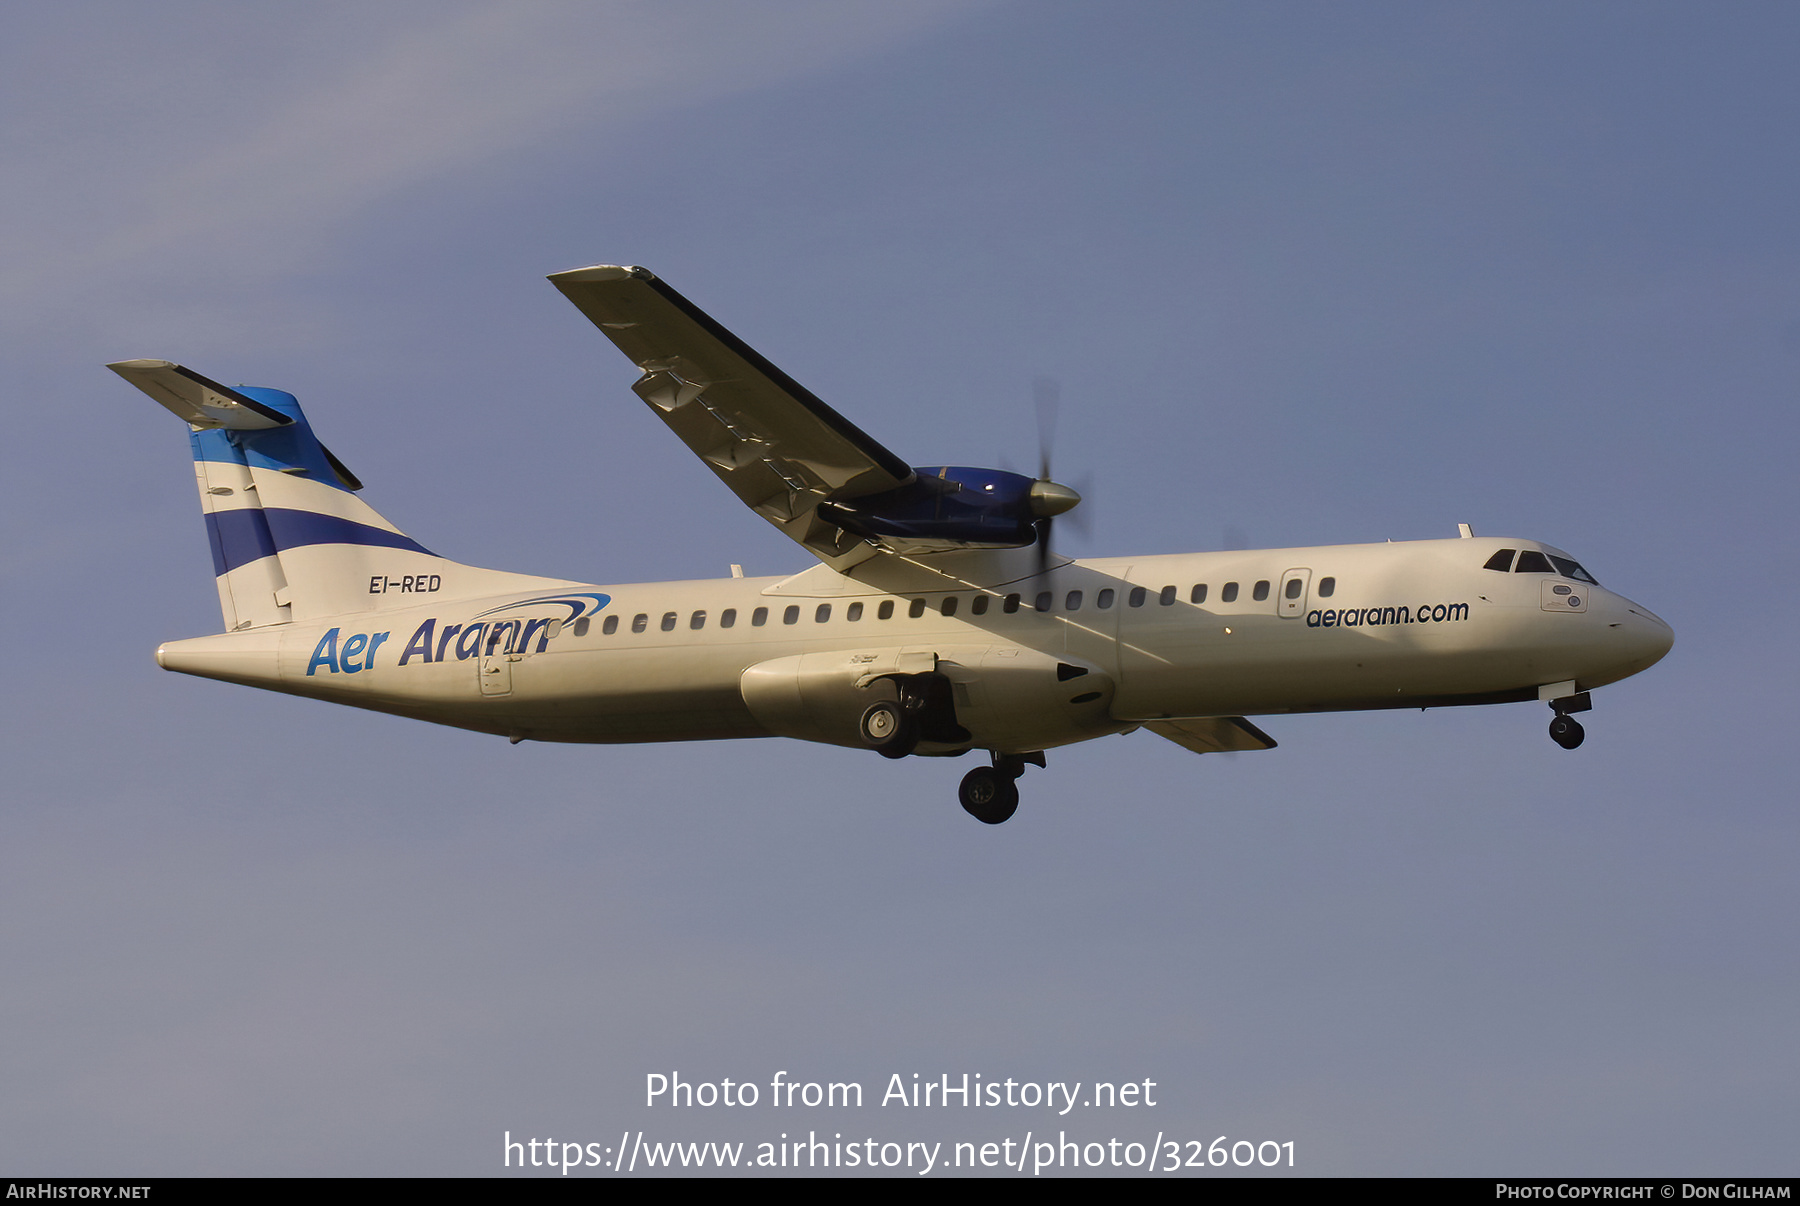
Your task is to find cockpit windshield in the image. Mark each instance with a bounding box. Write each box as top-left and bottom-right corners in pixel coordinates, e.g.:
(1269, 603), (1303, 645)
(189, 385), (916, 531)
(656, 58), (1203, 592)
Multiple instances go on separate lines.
(1488, 547), (1601, 585)
(1548, 555), (1599, 585)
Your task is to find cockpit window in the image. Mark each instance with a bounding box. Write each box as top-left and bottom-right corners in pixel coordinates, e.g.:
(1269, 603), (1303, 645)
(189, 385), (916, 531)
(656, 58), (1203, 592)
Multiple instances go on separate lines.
(1514, 550), (1554, 573)
(1549, 555), (1599, 585)
(1484, 549), (1517, 572)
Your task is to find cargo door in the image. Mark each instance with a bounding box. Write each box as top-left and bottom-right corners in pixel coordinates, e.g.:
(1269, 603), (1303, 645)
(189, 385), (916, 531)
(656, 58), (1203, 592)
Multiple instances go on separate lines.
(478, 619), (519, 696)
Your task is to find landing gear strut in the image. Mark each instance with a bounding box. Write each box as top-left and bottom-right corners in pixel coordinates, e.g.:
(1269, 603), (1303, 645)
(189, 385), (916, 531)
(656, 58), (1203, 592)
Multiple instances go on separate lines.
(1547, 691), (1591, 750)
(958, 751), (1044, 824)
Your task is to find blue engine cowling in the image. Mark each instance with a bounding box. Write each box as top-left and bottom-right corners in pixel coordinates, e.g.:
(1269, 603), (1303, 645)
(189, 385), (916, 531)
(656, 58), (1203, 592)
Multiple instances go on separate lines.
(817, 466), (1046, 549)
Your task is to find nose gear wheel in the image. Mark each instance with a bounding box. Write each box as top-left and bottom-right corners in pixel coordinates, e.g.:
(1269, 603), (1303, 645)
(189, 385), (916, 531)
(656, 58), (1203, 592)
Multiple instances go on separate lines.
(959, 766), (1019, 824)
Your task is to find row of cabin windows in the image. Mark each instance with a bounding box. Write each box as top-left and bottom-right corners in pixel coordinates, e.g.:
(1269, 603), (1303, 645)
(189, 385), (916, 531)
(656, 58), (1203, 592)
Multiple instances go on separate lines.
(567, 575), (1342, 637)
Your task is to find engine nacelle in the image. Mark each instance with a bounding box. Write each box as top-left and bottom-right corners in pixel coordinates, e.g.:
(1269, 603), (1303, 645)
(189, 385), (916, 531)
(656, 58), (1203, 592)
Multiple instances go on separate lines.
(817, 465), (1079, 553)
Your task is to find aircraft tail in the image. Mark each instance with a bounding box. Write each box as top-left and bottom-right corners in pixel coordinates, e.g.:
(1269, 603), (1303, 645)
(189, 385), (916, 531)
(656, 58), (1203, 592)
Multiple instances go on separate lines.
(111, 360), (571, 630)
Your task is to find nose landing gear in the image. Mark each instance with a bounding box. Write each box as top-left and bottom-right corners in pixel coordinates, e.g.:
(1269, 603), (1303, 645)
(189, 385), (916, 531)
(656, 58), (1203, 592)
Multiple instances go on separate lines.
(1549, 713), (1585, 749)
(1546, 691), (1592, 750)
(958, 751), (1044, 824)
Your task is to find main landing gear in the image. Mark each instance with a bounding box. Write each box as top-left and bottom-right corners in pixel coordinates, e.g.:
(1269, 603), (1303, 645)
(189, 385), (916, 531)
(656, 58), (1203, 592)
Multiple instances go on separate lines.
(858, 672), (970, 760)
(859, 700), (915, 760)
(857, 673), (1038, 823)
(1547, 691), (1592, 750)
(958, 752), (1045, 825)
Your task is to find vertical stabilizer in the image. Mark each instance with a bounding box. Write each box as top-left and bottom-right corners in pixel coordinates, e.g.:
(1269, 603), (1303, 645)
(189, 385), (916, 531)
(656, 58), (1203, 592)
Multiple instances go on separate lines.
(111, 361), (573, 629)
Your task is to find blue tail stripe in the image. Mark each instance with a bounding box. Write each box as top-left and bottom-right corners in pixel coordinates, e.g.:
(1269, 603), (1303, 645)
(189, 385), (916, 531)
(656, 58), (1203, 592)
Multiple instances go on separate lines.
(191, 426), (355, 492)
(206, 508), (280, 577)
(204, 508), (434, 575)
(188, 387), (358, 494)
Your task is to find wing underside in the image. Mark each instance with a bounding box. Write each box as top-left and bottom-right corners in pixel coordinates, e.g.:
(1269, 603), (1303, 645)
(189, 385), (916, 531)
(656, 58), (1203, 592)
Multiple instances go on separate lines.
(550, 265), (915, 570)
(1144, 716), (1279, 755)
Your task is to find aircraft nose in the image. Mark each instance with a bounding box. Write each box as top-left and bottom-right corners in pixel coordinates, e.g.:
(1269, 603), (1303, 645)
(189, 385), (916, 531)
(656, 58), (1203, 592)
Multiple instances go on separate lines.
(1615, 598), (1674, 671)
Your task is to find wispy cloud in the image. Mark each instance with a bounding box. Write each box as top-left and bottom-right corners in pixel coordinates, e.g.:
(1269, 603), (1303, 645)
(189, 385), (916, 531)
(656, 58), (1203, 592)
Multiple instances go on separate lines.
(0, 0), (978, 341)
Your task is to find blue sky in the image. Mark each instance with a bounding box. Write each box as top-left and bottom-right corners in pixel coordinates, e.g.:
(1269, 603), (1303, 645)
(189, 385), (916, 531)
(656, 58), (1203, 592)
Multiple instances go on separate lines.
(2, 1), (1795, 1176)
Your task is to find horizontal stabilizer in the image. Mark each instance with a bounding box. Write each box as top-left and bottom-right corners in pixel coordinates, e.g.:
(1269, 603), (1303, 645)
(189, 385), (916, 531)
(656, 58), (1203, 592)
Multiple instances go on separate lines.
(108, 360), (294, 430)
(1145, 716), (1278, 755)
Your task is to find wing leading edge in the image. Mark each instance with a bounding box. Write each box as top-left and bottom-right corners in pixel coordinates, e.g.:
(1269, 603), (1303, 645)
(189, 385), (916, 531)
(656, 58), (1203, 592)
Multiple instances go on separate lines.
(550, 265), (916, 570)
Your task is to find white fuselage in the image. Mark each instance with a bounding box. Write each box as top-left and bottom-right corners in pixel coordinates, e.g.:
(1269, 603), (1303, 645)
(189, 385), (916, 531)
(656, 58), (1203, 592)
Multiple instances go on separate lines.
(154, 535), (1674, 756)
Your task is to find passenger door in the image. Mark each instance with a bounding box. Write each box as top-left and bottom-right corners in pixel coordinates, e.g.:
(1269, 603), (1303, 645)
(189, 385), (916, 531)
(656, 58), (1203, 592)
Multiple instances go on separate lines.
(1278, 568), (1311, 619)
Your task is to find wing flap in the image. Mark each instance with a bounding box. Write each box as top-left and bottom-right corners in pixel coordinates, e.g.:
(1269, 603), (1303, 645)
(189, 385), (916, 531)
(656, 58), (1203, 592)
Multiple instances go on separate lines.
(550, 265), (915, 569)
(1145, 716), (1279, 755)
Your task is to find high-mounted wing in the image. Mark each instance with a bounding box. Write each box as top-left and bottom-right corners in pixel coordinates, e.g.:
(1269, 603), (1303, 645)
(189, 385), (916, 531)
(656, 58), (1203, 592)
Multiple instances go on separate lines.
(550, 265), (915, 570)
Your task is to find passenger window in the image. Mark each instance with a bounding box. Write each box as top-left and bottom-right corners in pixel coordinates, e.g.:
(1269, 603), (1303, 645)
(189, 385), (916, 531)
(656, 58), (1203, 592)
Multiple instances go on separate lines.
(661, 612), (677, 632)
(632, 613), (648, 633)
(1066, 590), (1083, 610)
(751, 607), (768, 627)
(602, 615), (619, 635)
(1221, 582), (1239, 603)
(1129, 587), (1147, 607)
(878, 600), (895, 620)
(1252, 580), (1270, 602)
(941, 597), (957, 617)
(720, 609), (736, 628)
(573, 617), (591, 636)
(815, 604), (831, 623)
(1318, 577), (1335, 598)
(909, 598), (927, 618)
(783, 605), (800, 624)
(847, 602), (863, 621)
(1097, 588), (1114, 609)
(971, 595), (989, 616)
(1035, 591), (1052, 612)
(1284, 578), (1302, 599)
(1484, 549), (1517, 572)
(1190, 584), (1207, 604)
(1515, 551), (1553, 573)
(1003, 593), (1021, 614)
(1159, 585), (1176, 606)
(690, 611), (706, 630)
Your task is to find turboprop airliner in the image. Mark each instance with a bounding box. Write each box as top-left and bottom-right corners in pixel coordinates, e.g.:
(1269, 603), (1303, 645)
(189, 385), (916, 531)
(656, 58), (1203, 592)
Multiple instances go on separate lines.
(111, 265), (1673, 823)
